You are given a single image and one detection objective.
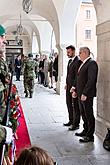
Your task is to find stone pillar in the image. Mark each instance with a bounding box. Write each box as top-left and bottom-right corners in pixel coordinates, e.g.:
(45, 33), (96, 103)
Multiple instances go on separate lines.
(56, 44), (63, 94)
(96, 20), (110, 138)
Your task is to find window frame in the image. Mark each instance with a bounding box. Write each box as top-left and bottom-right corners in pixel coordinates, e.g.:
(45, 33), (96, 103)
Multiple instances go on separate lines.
(85, 29), (92, 40)
(86, 9), (91, 19)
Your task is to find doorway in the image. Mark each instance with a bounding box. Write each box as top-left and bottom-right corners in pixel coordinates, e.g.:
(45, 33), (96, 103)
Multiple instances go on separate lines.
(6, 48), (23, 72)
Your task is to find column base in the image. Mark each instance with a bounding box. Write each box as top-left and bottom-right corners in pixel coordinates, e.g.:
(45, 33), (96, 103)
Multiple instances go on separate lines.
(96, 116), (110, 139)
(56, 76), (65, 95)
(56, 81), (60, 95)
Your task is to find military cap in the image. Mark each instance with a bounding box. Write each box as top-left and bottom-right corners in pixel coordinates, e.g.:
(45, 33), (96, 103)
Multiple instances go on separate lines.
(0, 25), (5, 36)
(28, 53), (33, 57)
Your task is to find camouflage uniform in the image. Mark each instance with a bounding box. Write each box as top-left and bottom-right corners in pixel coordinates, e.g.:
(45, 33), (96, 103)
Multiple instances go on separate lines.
(0, 57), (9, 123)
(23, 54), (37, 98)
(22, 56), (28, 93)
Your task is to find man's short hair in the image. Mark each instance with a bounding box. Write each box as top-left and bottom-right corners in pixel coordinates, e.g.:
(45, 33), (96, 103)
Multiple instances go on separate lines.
(28, 53), (33, 57)
(80, 47), (90, 55)
(66, 45), (75, 51)
(36, 54), (38, 58)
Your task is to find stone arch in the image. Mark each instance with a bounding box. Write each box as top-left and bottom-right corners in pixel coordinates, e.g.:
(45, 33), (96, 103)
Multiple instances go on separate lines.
(3, 14), (41, 54)
(92, 0), (110, 24)
(31, 0), (60, 46)
(0, 0), (60, 54)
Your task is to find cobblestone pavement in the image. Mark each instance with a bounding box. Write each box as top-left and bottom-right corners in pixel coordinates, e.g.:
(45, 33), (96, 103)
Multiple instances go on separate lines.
(15, 78), (110, 165)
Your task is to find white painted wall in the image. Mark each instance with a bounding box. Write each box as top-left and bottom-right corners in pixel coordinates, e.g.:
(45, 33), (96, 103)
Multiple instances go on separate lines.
(33, 21), (56, 55)
(32, 32), (39, 55)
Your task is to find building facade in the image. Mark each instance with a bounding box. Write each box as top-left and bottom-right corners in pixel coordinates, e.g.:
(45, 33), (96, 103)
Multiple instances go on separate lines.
(76, 1), (97, 59)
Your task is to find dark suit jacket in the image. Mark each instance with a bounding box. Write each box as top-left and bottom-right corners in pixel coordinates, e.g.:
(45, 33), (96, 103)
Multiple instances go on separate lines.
(39, 60), (44, 70)
(53, 56), (58, 74)
(15, 58), (21, 72)
(66, 56), (81, 90)
(76, 58), (98, 97)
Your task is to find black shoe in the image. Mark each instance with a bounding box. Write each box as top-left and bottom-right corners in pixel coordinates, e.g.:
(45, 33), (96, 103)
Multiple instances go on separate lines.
(44, 84), (48, 87)
(29, 93), (33, 98)
(75, 130), (87, 137)
(68, 125), (79, 131)
(63, 121), (72, 126)
(25, 93), (28, 97)
(79, 136), (94, 143)
(54, 88), (56, 91)
(49, 86), (53, 89)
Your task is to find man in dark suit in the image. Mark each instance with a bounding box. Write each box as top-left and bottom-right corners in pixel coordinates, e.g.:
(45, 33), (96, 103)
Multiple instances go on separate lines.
(63, 45), (81, 131)
(73, 47), (98, 142)
(15, 55), (21, 81)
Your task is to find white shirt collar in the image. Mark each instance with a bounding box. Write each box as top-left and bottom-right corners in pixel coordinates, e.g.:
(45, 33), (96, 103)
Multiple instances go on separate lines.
(70, 56), (76, 61)
(83, 56), (91, 64)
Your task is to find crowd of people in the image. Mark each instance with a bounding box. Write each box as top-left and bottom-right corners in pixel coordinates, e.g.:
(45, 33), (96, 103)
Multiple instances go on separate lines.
(13, 52), (58, 98)
(34, 53), (58, 89)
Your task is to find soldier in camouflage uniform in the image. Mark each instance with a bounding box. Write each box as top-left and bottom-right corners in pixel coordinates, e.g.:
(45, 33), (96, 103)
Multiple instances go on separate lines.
(22, 55), (28, 93)
(23, 53), (37, 98)
(0, 49), (9, 123)
(0, 25), (13, 153)
(0, 25), (9, 124)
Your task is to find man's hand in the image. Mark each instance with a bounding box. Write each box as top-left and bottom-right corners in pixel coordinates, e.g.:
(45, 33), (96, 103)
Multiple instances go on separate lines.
(81, 94), (87, 101)
(72, 91), (77, 98)
(17, 66), (21, 68)
(70, 87), (75, 93)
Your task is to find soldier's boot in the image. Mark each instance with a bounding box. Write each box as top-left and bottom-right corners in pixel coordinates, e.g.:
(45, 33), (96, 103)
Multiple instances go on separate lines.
(25, 91), (28, 97)
(29, 92), (33, 98)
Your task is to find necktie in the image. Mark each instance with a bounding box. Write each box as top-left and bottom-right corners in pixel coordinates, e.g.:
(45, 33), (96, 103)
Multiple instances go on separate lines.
(68, 59), (72, 66)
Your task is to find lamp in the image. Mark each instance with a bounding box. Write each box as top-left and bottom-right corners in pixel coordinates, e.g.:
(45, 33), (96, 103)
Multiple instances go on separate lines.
(15, 14), (23, 45)
(22, 0), (32, 14)
(17, 14), (23, 35)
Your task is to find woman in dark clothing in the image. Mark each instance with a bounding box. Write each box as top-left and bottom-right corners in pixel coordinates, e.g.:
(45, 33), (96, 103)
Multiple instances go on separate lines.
(53, 53), (58, 82)
(48, 57), (53, 88)
(39, 56), (45, 84)
(14, 55), (21, 81)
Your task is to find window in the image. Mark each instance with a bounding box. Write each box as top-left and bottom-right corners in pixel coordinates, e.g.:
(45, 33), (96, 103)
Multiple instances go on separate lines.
(85, 30), (91, 39)
(6, 40), (23, 46)
(86, 10), (91, 19)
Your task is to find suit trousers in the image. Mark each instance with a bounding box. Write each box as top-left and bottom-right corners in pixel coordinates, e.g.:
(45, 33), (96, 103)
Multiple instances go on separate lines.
(66, 89), (80, 126)
(66, 89), (73, 123)
(72, 97), (80, 126)
(78, 97), (95, 138)
(15, 68), (21, 80)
